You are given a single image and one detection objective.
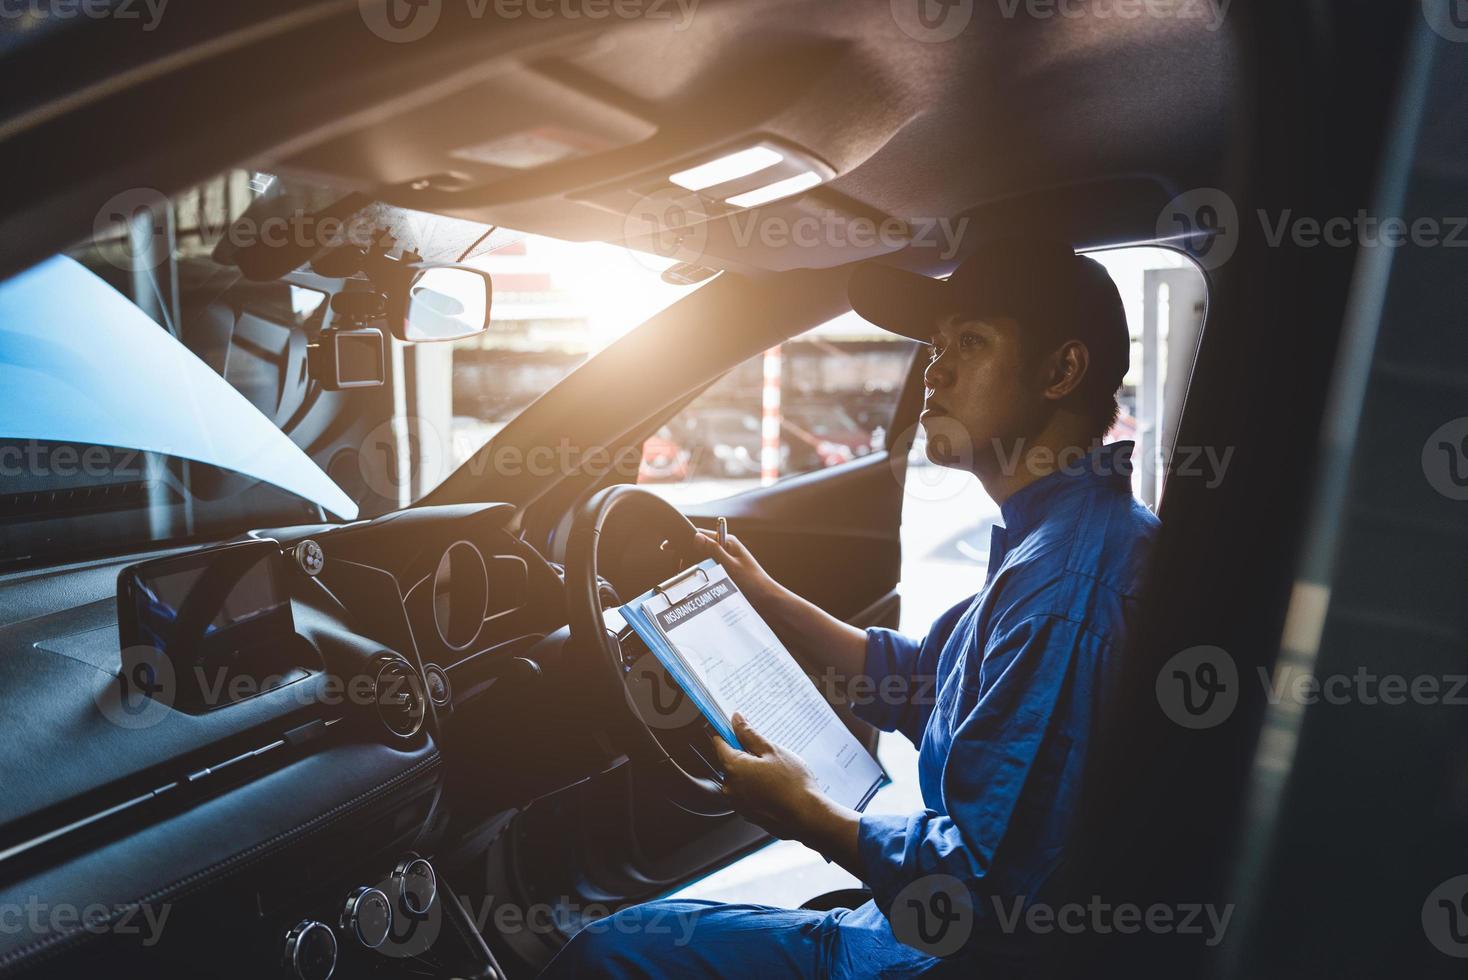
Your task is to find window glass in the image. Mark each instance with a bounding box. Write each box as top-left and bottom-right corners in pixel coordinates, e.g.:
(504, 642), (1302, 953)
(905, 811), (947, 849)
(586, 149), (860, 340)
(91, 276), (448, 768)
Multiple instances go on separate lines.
(7, 165), (717, 563)
(636, 314), (918, 505)
(442, 235), (709, 475)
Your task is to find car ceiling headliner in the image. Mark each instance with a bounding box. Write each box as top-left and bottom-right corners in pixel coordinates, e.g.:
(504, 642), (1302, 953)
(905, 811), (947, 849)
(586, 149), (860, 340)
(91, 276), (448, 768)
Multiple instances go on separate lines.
(0, 0), (1238, 281)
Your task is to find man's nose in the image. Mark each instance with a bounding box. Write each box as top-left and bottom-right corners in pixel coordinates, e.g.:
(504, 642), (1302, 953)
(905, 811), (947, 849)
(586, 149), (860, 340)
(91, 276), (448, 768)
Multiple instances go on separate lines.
(924, 356), (952, 391)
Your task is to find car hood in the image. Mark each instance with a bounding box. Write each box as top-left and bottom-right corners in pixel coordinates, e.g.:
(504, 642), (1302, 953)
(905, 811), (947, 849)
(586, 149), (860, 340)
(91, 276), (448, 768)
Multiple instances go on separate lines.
(0, 256), (358, 520)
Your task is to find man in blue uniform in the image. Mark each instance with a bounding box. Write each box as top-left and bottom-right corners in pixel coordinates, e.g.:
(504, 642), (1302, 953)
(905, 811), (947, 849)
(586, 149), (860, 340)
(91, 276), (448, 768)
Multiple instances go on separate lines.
(541, 238), (1160, 977)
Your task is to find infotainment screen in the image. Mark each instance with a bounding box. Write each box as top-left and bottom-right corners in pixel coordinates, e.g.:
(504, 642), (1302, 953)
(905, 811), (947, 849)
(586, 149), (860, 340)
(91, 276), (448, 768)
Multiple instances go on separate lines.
(134, 552), (281, 640)
(118, 540), (303, 712)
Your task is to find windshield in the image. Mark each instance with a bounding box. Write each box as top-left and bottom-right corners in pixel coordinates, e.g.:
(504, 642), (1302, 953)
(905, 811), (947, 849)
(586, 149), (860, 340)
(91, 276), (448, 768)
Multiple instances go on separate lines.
(0, 168), (704, 571)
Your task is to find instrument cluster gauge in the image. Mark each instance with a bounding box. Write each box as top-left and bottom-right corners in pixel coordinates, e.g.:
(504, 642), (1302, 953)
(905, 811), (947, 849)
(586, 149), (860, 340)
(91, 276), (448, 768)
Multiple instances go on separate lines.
(432, 541), (489, 651)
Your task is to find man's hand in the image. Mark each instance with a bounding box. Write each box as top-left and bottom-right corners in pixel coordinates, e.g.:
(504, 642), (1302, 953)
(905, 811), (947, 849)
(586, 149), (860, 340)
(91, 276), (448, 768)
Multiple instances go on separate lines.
(694, 532), (780, 606)
(712, 714), (862, 874)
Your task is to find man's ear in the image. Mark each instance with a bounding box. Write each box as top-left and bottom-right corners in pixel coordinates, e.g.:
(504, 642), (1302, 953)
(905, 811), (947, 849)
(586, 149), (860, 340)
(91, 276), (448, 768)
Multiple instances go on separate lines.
(1041, 340), (1090, 401)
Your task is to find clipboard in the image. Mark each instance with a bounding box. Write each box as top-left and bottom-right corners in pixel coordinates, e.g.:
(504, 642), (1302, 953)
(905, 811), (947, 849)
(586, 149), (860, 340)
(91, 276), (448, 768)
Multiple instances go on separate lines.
(605, 564), (709, 659)
(618, 559), (889, 810)
(653, 564), (711, 602)
(620, 559), (739, 747)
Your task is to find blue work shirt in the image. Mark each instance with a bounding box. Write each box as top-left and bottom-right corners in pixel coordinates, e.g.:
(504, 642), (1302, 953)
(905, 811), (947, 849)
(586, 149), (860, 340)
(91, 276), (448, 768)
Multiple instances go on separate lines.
(849, 440), (1158, 969)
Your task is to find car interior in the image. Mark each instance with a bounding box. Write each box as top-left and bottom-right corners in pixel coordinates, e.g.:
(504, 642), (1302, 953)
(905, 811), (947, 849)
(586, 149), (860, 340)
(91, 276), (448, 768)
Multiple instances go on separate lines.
(1, 1), (1465, 978)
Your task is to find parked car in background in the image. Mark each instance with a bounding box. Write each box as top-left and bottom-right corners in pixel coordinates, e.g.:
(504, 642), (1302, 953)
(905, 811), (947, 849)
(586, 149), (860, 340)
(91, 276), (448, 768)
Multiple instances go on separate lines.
(781, 402), (873, 471)
(638, 426), (690, 483)
(676, 407), (765, 478)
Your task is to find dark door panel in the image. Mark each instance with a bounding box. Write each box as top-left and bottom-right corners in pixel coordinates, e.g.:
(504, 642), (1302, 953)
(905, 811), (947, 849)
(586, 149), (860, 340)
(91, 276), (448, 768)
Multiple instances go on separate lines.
(848, 590), (902, 632)
(687, 453), (905, 624)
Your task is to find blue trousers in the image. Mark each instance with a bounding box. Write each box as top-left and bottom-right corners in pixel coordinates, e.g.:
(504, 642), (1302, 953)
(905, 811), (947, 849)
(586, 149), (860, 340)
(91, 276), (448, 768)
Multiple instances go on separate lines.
(538, 899), (941, 979)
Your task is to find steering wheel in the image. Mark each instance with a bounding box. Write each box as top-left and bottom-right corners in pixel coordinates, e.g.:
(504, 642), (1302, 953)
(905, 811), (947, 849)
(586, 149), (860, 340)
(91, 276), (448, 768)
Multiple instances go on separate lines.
(566, 485), (732, 817)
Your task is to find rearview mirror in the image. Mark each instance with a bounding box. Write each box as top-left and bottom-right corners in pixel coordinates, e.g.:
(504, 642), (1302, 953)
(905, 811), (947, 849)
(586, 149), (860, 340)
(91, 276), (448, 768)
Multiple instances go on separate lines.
(397, 263), (493, 343)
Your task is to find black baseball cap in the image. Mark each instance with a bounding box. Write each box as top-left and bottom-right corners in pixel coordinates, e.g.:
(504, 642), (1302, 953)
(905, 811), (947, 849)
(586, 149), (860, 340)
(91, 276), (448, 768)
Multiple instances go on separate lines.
(847, 238), (1130, 396)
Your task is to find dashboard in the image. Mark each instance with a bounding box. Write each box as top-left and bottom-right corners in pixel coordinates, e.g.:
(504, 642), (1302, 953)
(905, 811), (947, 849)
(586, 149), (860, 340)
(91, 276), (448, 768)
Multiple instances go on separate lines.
(0, 502), (606, 979)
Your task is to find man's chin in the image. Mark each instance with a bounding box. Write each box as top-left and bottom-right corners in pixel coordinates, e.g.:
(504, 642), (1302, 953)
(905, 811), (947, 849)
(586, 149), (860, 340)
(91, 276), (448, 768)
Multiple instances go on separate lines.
(921, 419), (974, 469)
(925, 442), (955, 468)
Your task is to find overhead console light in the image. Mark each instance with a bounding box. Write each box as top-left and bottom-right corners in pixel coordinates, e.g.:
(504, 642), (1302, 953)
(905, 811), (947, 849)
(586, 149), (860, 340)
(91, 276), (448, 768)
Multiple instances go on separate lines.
(569, 138), (835, 229)
(669, 146), (783, 191)
(725, 171), (823, 209)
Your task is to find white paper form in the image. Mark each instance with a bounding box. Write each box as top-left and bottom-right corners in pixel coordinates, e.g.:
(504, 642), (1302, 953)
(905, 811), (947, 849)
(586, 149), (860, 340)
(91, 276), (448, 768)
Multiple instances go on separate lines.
(632, 560), (886, 812)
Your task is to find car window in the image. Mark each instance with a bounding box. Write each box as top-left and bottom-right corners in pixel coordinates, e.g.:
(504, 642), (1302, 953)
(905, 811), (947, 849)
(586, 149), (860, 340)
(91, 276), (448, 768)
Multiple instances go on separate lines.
(637, 314), (918, 505)
(395, 234), (714, 507)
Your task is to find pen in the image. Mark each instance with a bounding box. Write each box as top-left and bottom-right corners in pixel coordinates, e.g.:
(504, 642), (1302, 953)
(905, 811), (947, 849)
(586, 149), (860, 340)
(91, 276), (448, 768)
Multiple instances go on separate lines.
(717, 517), (728, 549)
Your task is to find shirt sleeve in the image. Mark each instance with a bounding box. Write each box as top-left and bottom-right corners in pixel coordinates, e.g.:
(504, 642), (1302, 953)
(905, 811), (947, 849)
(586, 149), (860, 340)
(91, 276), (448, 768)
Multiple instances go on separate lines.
(853, 596), (975, 743)
(852, 627), (924, 735)
(856, 612), (1105, 930)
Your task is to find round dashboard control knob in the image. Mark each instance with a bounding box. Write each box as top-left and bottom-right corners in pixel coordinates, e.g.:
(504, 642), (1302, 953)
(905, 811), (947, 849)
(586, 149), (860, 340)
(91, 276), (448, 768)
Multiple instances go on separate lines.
(283, 920), (337, 980)
(392, 856), (438, 916)
(423, 664), (451, 707)
(294, 539), (325, 576)
(340, 886), (393, 949)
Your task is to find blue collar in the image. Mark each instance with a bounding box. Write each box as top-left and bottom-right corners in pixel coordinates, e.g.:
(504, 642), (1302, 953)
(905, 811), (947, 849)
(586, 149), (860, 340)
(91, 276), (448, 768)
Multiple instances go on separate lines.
(997, 441), (1137, 540)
